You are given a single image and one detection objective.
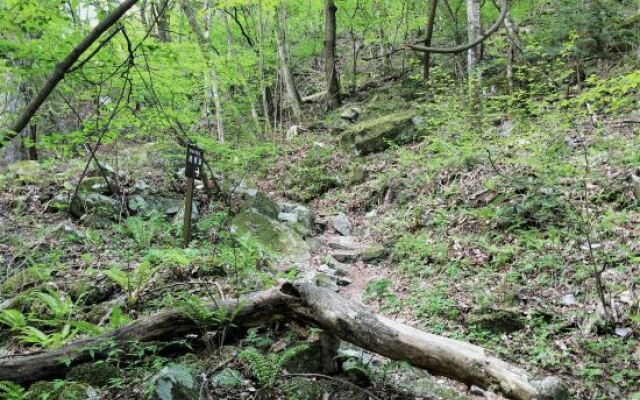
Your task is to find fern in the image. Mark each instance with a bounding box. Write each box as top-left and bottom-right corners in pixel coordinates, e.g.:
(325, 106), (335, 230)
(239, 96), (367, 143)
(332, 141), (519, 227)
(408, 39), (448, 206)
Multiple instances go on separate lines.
(104, 262), (155, 304)
(0, 381), (27, 400)
(0, 309), (28, 330)
(31, 290), (73, 319)
(239, 343), (309, 388)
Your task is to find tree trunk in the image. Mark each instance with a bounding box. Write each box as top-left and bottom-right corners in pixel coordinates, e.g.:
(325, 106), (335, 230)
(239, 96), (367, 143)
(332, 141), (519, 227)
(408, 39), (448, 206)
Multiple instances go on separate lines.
(152, 0), (171, 42)
(181, 0), (225, 143)
(325, 0), (341, 109)
(275, 6), (304, 122)
(423, 0), (439, 81)
(466, 0), (482, 110)
(3, 0), (140, 148)
(0, 282), (568, 400)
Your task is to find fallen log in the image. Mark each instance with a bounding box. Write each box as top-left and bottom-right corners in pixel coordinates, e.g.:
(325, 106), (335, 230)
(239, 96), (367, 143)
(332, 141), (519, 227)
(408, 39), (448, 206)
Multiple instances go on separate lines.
(0, 282), (567, 400)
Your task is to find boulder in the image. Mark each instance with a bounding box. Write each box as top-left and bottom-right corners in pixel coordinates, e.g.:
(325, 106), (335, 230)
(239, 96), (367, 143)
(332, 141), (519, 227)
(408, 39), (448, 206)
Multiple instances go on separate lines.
(175, 201), (200, 224)
(77, 176), (111, 195)
(242, 190), (279, 219)
(281, 202), (315, 234)
(341, 107), (362, 123)
(231, 209), (310, 261)
(70, 193), (121, 227)
(326, 236), (358, 250)
(340, 111), (419, 155)
(332, 213), (351, 236)
(361, 244), (386, 263)
(331, 249), (360, 263)
(153, 363), (197, 400)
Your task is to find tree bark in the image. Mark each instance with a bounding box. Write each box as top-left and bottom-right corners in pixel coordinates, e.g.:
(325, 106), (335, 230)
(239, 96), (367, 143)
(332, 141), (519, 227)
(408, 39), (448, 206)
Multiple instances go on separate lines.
(423, 0), (439, 81)
(466, 0), (482, 111)
(275, 6), (304, 122)
(152, 0), (171, 42)
(0, 282), (568, 400)
(3, 0), (140, 149)
(325, 0), (341, 109)
(181, 0), (226, 143)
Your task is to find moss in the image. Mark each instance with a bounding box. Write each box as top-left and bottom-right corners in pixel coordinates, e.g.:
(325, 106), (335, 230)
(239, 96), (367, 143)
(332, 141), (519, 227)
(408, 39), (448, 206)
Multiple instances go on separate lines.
(361, 244), (386, 263)
(341, 112), (418, 155)
(231, 209), (309, 260)
(59, 382), (97, 400)
(281, 376), (325, 400)
(67, 362), (119, 387)
(27, 381), (57, 400)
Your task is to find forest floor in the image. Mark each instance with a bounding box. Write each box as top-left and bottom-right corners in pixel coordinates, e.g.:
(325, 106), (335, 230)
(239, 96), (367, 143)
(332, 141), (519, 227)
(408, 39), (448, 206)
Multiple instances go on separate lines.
(1, 72), (639, 400)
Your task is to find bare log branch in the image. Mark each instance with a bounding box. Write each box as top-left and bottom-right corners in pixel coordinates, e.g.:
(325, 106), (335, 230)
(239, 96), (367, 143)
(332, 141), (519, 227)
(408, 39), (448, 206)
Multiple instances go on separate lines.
(0, 282), (567, 400)
(3, 0), (141, 147)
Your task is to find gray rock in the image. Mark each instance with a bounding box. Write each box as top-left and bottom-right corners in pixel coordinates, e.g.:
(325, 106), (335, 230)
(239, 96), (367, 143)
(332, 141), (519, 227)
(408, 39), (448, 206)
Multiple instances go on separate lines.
(127, 195), (148, 214)
(336, 277), (352, 286)
(278, 212), (298, 223)
(77, 176), (111, 195)
(333, 213), (351, 236)
(559, 293), (577, 306)
(532, 377), (569, 400)
(133, 180), (150, 193)
(341, 107), (362, 123)
(327, 236), (357, 250)
(175, 201), (199, 224)
(331, 249), (360, 263)
(314, 274), (340, 292)
(615, 327), (632, 338)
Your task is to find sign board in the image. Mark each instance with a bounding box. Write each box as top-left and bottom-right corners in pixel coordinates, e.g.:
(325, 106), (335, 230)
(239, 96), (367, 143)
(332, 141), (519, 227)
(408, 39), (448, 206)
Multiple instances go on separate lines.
(185, 145), (203, 179)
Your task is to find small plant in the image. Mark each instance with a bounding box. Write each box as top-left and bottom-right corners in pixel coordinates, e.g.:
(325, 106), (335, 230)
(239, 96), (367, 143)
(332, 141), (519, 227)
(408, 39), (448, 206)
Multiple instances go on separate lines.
(104, 261), (155, 304)
(0, 309), (28, 331)
(239, 344), (309, 388)
(0, 381), (27, 400)
(31, 290), (74, 320)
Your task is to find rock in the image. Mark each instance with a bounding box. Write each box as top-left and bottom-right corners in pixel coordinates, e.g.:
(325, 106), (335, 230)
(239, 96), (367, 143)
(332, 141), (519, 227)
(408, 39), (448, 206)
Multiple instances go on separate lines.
(615, 327), (632, 338)
(243, 190), (279, 219)
(331, 249), (360, 263)
(341, 106), (362, 123)
(532, 377), (570, 400)
(361, 244), (386, 263)
(153, 363), (198, 400)
(127, 194), (148, 214)
(211, 368), (242, 389)
(143, 195), (183, 217)
(88, 162), (117, 179)
(70, 193), (121, 228)
(332, 213), (351, 236)
(281, 203), (315, 233)
(133, 180), (150, 193)
(327, 236), (358, 250)
(559, 293), (577, 306)
(77, 176), (111, 195)
(632, 174), (640, 200)
(175, 201), (200, 224)
(231, 209), (310, 261)
(470, 385), (486, 396)
(278, 212), (298, 223)
(314, 273), (340, 292)
(340, 111), (419, 155)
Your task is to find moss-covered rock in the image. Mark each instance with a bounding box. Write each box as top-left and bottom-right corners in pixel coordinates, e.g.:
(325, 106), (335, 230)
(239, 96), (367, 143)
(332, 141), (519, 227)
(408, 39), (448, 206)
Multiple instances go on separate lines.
(59, 382), (99, 400)
(70, 193), (121, 228)
(77, 177), (111, 195)
(361, 244), (386, 263)
(67, 362), (119, 387)
(341, 112), (419, 155)
(242, 190), (279, 219)
(231, 209), (309, 261)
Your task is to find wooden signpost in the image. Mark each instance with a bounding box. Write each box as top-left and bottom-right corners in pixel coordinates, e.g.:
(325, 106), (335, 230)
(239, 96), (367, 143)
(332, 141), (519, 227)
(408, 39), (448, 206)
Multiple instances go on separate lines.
(183, 145), (203, 248)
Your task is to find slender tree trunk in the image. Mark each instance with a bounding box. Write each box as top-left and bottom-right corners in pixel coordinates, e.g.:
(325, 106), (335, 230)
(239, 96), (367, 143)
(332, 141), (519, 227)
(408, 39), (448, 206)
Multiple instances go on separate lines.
(152, 0), (171, 42)
(466, 0), (482, 110)
(181, 0), (226, 143)
(423, 0), (439, 81)
(325, 0), (341, 109)
(275, 6), (303, 122)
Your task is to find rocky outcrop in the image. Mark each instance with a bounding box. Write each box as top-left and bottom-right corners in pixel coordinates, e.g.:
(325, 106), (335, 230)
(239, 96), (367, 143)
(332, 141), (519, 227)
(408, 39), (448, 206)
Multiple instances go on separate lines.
(340, 111), (420, 155)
